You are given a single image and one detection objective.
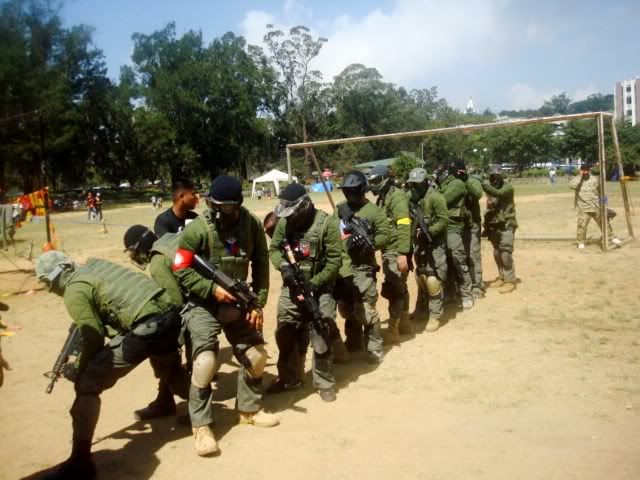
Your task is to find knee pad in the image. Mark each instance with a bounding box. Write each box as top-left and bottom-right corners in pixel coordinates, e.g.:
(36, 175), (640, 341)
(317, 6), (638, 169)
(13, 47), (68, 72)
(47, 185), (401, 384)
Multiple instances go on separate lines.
(191, 350), (217, 389)
(243, 344), (267, 378)
(426, 276), (442, 297)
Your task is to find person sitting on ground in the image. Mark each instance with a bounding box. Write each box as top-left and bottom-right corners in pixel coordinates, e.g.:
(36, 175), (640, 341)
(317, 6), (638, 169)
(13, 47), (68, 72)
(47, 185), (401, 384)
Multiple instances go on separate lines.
(154, 178), (199, 237)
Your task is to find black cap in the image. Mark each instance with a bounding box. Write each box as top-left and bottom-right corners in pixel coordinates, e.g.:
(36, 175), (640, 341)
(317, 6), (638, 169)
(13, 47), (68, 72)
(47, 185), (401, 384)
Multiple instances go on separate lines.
(341, 170), (368, 191)
(124, 224), (152, 249)
(454, 160), (466, 172)
(208, 175), (243, 204)
(280, 182), (307, 202)
(580, 163), (589, 171)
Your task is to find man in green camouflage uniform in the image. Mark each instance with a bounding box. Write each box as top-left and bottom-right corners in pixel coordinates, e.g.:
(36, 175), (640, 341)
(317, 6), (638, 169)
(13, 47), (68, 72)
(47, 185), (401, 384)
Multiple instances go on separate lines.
(367, 165), (413, 344)
(569, 163), (621, 250)
(435, 163), (474, 309)
(174, 176), (278, 457)
(459, 163), (485, 299)
(334, 171), (389, 364)
(266, 183), (342, 402)
(35, 251), (190, 479)
(123, 225), (190, 420)
(482, 170), (518, 294)
(406, 168), (449, 332)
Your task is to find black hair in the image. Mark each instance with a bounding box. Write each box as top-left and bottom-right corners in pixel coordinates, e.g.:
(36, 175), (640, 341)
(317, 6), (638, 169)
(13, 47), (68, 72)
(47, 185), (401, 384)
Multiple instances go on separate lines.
(172, 178), (196, 200)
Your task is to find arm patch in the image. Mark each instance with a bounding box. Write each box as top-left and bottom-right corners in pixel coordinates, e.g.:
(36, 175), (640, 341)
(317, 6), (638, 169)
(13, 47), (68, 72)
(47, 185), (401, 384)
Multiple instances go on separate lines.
(396, 217), (411, 225)
(172, 248), (195, 271)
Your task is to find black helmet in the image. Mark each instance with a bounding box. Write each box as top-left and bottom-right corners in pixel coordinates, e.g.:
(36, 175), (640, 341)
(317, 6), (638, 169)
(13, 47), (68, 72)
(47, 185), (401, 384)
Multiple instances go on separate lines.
(206, 175), (243, 206)
(434, 165), (450, 186)
(123, 224), (158, 268)
(367, 165), (390, 195)
(340, 170), (368, 195)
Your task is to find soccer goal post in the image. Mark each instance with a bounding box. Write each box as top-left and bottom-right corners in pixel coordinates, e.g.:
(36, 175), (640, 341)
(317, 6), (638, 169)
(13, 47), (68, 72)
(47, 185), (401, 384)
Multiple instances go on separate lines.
(286, 112), (634, 252)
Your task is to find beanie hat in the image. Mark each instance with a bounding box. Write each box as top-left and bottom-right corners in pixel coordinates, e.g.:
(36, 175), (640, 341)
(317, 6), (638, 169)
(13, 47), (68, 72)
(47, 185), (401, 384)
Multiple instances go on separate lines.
(280, 182), (307, 202)
(207, 175), (243, 204)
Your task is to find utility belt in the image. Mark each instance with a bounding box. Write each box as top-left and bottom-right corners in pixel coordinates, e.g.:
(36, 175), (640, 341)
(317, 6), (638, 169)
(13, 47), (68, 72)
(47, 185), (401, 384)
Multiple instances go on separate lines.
(130, 308), (180, 338)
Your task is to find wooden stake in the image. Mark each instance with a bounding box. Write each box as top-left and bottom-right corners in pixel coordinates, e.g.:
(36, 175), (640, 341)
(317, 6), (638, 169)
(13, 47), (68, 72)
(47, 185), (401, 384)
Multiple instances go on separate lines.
(307, 147), (336, 212)
(609, 117), (635, 239)
(597, 114), (608, 252)
(286, 147), (292, 183)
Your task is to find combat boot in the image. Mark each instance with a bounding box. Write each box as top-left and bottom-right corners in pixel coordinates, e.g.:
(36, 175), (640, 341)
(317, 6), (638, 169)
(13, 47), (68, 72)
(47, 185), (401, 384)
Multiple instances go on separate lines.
(192, 425), (219, 457)
(487, 277), (504, 288)
(238, 409), (280, 427)
(133, 383), (176, 420)
(319, 388), (337, 402)
(425, 318), (441, 332)
(398, 312), (414, 335)
(499, 282), (516, 294)
(331, 338), (350, 364)
(382, 318), (401, 345)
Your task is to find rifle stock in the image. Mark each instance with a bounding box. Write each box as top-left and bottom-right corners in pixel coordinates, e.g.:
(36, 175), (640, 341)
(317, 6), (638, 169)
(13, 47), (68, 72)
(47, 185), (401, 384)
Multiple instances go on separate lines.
(193, 254), (259, 311)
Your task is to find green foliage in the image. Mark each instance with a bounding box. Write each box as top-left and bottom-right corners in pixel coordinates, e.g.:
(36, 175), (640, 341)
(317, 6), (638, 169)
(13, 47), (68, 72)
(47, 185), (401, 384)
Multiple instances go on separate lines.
(481, 124), (555, 172)
(391, 152), (420, 181)
(519, 168), (549, 178)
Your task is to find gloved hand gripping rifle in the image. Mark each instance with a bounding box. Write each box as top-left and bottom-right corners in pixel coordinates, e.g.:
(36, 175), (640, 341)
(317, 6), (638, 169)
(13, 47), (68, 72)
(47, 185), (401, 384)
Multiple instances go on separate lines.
(337, 203), (375, 256)
(282, 243), (329, 355)
(409, 202), (432, 273)
(193, 254), (261, 313)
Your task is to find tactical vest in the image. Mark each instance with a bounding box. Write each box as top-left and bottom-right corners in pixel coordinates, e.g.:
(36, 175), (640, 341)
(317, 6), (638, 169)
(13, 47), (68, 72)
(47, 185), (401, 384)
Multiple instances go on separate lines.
(70, 258), (163, 328)
(151, 232), (180, 260)
(285, 209), (329, 281)
(202, 207), (255, 281)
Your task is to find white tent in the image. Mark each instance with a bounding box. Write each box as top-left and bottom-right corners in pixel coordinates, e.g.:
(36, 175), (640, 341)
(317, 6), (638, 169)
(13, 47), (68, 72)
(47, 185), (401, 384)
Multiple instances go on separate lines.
(251, 169), (297, 197)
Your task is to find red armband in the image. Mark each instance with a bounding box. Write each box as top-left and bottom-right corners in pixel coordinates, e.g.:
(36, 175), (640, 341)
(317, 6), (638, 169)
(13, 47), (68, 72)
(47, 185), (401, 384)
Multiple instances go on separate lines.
(173, 248), (195, 271)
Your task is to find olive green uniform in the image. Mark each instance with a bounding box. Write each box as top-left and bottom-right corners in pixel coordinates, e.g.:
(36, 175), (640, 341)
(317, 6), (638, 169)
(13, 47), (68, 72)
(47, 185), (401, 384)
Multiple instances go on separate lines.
(463, 175), (484, 296)
(269, 209), (342, 389)
(438, 175), (474, 303)
(413, 189), (449, 320)
(333, 200), (389, 356)
(379, 186), (412, 320)
(569, 174), (614, 243)
(63, 259), (189, 445)
(482, 182), (518, 283)
(175, 207), (269, 427)
(148, 233), (183, 306)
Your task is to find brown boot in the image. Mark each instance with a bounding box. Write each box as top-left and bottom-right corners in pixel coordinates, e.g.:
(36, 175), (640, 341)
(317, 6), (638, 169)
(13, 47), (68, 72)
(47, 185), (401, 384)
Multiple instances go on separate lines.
(383, 318), (401, 345)
(398, 312), (414, 335)
(425, 318), (441, 332)
(499, 282), (516, 294)
(488, 277), (505, 288)
(192, 425), (219, 456)
(238, 410), (280, 428)
(331, 338), (350, 364)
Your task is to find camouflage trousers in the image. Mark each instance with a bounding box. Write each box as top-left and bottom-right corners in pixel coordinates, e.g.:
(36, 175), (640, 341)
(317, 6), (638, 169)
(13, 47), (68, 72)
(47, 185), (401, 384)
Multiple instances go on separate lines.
(463, 223), (484, 296)
(414, 240), (448, 320)
(336, 267), (383, 356)
(488, 226), (516, 283)
(381, 252), (409, 319)
(72, 310), (189, 443)
(182, 300), (265, 427)
(576, 210), (614, 243)
(446, 229), (474, 302)
(275, 286), (336, 390)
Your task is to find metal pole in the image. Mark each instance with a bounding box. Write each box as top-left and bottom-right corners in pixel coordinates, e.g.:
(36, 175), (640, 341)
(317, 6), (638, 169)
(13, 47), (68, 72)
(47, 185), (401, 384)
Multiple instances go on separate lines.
(286, 147), (292, 183)
(609, 117), (635, 239)
(43, 186), (51, 244)
(306, 147), (336, 212)
(596, 114), (608, 252)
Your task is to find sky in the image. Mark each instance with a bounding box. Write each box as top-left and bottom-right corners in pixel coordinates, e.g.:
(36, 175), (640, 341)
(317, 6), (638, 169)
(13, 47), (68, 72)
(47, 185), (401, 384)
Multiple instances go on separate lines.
(61, 0), (640, 112)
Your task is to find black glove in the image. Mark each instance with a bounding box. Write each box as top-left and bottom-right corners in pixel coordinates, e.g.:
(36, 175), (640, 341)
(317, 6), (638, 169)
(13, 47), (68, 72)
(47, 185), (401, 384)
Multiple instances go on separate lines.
(62, 363), (79, 382)
(280, 264), (298, 287)
(347, 234), (374, 255)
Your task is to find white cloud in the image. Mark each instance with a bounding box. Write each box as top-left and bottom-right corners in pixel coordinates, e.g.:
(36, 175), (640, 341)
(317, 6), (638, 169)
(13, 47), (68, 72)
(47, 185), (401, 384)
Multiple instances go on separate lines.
(506, 83), (560, 110)
(571, 85), (597, 101)
(241, 0), (514, 87)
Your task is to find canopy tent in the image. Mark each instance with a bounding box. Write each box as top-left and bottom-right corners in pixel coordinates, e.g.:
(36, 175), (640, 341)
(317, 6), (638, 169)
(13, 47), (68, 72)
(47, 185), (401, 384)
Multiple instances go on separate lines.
(251, 169), (297, 197)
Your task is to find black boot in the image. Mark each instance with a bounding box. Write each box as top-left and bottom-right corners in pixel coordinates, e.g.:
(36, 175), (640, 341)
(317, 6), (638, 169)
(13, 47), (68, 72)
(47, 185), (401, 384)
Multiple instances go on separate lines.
(134, 380), (176, 420)
(44, 439), (96, 480)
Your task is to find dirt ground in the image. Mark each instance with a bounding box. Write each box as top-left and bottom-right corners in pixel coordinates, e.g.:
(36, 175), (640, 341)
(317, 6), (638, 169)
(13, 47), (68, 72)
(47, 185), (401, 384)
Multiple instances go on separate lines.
(1, 180), (639, 480)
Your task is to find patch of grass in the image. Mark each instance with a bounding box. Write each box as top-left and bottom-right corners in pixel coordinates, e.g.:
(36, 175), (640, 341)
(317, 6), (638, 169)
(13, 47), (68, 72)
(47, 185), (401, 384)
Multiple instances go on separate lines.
(449, 368), (471, 382)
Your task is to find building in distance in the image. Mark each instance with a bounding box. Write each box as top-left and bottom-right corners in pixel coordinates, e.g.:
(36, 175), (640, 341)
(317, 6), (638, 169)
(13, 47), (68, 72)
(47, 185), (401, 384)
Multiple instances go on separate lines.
(615, 77), (640, 126)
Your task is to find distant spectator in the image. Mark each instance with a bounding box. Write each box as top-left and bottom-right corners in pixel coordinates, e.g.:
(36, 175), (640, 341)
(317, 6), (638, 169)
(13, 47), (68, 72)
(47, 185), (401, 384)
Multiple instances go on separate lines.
(86, 192), (96, 221)
(151, 195), (157, 209)
(94, 192), (103, 221)
(153, 178), (199, 236)
(256, 187), (263, 200)
(549, 167), (557, 187)
(156, 197), (163, 210)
